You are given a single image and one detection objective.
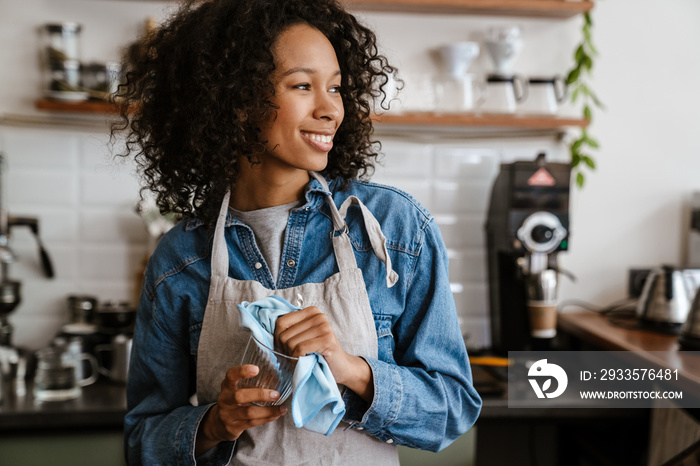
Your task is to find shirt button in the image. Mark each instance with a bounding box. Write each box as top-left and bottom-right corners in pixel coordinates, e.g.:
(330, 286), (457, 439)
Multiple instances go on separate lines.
(385, 439), (394, 444)
(254, 262), (262, 270)
(286, 259), (295, 268)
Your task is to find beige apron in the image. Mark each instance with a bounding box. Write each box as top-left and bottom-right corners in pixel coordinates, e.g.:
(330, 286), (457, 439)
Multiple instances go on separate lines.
(196, 173), (400, 465)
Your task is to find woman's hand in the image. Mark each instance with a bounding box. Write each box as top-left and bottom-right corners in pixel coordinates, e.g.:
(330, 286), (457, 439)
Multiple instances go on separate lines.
(274, 306), (374, 402)
(195, 365), (287, 456)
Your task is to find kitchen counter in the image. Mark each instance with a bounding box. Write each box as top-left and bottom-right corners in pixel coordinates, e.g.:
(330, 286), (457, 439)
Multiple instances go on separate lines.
(559, 311), (700, 398)
(558, 311), (700, 465)
(0, 378), (126, 431)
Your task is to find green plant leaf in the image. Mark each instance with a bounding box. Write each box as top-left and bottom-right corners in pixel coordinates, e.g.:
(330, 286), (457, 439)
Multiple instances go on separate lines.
(568, 9), (601, 190)
(581, 155), (596, 169)
(587, 39), (599, 56)
(586, 137), (600, 149)
(571, 86), (581, 103)
(583, 27), (592, 48)
(566, 67), (581, 85)
(571, 153), (581, 167)
(588, 89), (604, 109)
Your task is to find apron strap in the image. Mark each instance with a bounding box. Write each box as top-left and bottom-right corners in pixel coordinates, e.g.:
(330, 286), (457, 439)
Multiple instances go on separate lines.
(309, 172), (345, 231)
(337, 196), (399, 288)
(211, 189), (232, 278)
(310, 172), (398, 289)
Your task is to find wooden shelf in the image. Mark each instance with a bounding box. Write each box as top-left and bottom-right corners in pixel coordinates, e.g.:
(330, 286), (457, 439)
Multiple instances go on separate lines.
(373, 112), (588, 129)
(344, 0), (594, 18)
(35, 98), (121, 114)
(34, 100), (587, 133)
(115, 0), (593, 17)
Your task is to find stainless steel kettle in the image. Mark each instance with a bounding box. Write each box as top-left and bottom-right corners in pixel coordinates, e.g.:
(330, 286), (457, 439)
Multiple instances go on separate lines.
(636, 265), (696, 333)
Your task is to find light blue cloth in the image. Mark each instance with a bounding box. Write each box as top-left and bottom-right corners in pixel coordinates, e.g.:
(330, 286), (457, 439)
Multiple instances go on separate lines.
(237, 295), (346, 436)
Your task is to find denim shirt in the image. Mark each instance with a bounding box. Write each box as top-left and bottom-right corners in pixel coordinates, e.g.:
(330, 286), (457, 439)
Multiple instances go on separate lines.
(125, 176), (482, 465)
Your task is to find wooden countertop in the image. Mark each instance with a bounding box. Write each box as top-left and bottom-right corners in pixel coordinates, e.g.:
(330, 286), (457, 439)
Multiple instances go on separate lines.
(558, 312), (700, 395)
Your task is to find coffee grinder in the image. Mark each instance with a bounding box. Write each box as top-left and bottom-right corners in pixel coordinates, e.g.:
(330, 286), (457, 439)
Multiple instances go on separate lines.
(485, 153), (571, 354)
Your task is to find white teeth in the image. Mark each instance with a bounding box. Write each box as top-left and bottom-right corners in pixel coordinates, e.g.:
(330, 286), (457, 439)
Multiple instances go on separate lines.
(307, 133), (332, 143)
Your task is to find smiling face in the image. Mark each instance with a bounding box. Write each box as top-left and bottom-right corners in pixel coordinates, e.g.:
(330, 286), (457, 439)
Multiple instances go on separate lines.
(258, 23), (344, 176)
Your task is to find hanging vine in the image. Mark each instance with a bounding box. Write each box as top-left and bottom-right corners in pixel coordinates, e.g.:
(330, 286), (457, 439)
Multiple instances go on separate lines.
(566, 12), (603, 187)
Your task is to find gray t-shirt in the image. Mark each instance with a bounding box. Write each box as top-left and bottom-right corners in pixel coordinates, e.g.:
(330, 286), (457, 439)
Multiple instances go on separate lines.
(229, 200), (300, 283)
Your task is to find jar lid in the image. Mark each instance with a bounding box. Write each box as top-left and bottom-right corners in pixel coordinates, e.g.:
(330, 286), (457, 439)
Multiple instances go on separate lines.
(44, 23), (82, 34)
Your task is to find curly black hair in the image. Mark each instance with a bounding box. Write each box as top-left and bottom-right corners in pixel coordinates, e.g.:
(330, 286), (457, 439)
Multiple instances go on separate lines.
(112, 0), (399, 229)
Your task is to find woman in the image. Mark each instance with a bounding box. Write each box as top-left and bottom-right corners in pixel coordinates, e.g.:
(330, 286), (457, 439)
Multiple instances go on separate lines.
(115, 0), (482, 464)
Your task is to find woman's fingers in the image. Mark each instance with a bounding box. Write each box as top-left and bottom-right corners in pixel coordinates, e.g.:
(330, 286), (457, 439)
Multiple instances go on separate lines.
(274, 306), (322, 333)
(283, 330), (335, 358)
(214, 403), (287, 441)
(219, 365), (284, 404)
(210, 364), (289, 442)
(275, 307), (333, 354)
(218, 403), (286, 424)
(225, 386), (282, 405)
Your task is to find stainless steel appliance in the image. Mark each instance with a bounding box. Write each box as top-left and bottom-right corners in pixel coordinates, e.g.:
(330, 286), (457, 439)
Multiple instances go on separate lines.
(636, 265), (696, 333)
(485, 152), (571, 354)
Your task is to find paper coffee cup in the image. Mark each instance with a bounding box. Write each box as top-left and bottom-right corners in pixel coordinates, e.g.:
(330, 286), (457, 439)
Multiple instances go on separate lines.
(528, 301), (557, 339)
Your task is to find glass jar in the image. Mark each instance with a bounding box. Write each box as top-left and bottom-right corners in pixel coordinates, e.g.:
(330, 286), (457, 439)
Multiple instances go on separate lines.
(81, 62), (124, 98)
(39, 23), (82, 68)
(43, 59), (88, 100)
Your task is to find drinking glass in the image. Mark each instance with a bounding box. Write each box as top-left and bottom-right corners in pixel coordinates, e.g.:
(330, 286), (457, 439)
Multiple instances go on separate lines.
(237, 333), (298, 406)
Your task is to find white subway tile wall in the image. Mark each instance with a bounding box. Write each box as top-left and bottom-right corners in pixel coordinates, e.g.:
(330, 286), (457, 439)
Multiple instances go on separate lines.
(0, 126), (147, 350)
(0, 126), (566, 351)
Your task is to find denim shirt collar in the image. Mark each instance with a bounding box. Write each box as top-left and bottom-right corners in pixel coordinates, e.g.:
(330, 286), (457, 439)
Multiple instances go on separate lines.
(184, 174), (334, 231)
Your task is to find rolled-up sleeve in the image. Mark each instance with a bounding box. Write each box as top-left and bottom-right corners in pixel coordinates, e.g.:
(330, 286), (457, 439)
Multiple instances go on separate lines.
(343, 219), (482, 451)
(125, 287), (235, 465)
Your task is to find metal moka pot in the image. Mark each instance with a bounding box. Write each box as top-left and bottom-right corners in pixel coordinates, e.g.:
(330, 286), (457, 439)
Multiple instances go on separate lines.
(679, 288), (700, 349)
(636, 265), (696, 333)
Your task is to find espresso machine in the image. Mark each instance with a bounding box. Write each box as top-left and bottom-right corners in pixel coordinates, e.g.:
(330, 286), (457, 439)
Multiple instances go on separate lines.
(485, 153), (571, 354)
